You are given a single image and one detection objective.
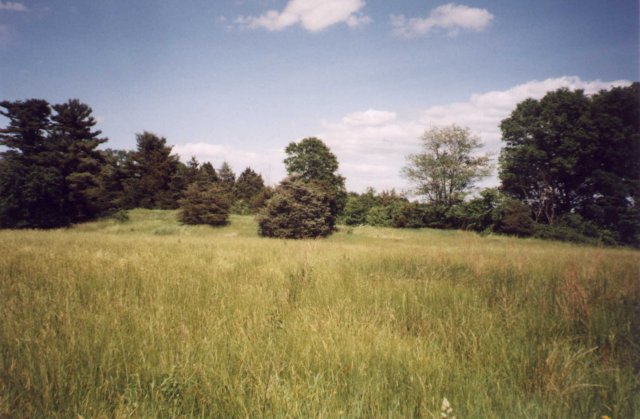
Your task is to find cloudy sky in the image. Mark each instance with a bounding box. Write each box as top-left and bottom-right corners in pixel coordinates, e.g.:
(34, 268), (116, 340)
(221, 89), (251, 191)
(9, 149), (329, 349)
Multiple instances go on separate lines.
(0, 0), (637, 192)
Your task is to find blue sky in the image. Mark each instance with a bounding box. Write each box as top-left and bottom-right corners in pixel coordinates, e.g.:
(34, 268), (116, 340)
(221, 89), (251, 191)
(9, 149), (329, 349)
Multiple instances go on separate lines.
(1, 0), (638, 191)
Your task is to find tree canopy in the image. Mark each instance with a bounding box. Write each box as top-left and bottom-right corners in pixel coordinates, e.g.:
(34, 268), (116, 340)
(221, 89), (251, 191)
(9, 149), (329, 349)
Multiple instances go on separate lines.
(499, 83), (639, 244)
(0, 99), (106, 228)
(403, 125), (491, 209)
(284, 137), (346, 228)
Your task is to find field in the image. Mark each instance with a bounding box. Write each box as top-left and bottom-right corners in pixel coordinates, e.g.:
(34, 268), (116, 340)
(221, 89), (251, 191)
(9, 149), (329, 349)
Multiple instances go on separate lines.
(0, 209), (638, 418)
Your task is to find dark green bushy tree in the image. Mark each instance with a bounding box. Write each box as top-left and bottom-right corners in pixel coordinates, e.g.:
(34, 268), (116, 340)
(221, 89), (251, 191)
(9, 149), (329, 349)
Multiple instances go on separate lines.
(178, 181), (232, 226)
(234, 167), (266, 213)
(257, 175), (332, 239)
(284, 137), (347, 228)
(500, 83), (639, 245)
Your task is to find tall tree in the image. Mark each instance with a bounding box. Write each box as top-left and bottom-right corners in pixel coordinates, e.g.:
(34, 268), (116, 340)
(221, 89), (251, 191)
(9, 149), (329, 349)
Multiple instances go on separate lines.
(499, 89), (595, 223)
(50, 99), (107, 221)
(0, 99), (64, 227)
(499, 84), (639, 244)
(284, 137), (347, 226)
(218, 161), (236, 194)
(123, 132), (179, 209)
(0, 99), (106, 227)
(235, 167), (266, 211)
(402, 125), (491, 209)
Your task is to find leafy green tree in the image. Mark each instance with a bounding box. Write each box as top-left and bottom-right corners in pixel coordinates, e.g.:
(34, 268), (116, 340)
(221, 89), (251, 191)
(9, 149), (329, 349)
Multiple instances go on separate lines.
(123, 132), (180, 209)
(284, 137), (347, 228)
(178, 181), (232, 226)
(500, 84), (639, 245)
(403, 125), (491, 210)
(499, 89), (595, 224)
(342, 188), (377, 225)
(257, 175), (332, 239)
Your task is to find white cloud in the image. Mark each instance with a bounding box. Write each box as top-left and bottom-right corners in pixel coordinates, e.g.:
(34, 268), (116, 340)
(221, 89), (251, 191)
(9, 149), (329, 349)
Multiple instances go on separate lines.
(171, 77), (631, 194)
(391, 3), (493, 38)
(236, 0), (370, 32)
(319, 77), (631, 193)
(342, 109), (397, 126)
(0, 1), (28, 12)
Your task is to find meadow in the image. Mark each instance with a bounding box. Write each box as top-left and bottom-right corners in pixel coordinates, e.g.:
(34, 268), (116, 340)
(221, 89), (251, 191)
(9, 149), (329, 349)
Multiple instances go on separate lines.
(0, 209), (638, 418)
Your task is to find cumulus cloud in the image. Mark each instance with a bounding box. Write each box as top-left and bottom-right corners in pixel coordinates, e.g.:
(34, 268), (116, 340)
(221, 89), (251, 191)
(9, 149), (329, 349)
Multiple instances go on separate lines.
(342, 109), (397, 126)
(0, 1), (28, 12)
(391, 3), (493, 38)
(236, 0), (370, 32)
(172, 77), (631, 194)
(319, 77), (631, 192)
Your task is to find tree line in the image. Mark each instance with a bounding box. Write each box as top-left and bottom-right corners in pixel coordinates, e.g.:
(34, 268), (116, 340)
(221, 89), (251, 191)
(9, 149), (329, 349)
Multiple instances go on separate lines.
(1, 82), (638, 245)
(0, 99), (269, 228)
(344, 83), (639, 246)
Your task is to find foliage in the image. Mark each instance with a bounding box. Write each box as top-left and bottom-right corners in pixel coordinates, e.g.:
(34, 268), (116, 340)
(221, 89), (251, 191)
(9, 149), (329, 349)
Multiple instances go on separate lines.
(235, 167), (266, 213)
(403, 125), (491, 208)
(217, 161), (236, 195)
(121, 132), (180, 210)
(178, 181), (232, 226)
(0, 98), (106, 228)
(500, 83), (639, 245)
(257, 175), (332, 239)
(534, 213), (617, 245)
(284, 137), (347, 223)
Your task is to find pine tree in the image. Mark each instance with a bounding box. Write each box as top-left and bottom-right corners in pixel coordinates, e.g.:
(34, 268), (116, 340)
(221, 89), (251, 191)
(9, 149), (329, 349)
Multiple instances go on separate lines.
(123, 132), (180, 209)
(178, 181), (232, 226)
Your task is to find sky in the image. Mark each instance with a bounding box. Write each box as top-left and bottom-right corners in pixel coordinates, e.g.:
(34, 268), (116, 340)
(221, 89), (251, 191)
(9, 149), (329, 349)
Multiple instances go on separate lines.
(0, 0), (638, 192)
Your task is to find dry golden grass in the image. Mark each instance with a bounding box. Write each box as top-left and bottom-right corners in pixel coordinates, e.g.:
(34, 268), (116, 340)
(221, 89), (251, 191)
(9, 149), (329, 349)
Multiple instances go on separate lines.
(0, 209), (638, 417)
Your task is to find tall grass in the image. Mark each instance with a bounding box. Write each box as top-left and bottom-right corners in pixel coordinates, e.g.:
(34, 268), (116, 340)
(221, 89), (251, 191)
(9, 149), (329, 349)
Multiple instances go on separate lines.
(1, 209), (638, 417)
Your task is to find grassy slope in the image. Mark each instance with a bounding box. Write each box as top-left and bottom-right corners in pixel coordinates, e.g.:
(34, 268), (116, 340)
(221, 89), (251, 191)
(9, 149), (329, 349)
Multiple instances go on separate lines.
(0, 209), (638, 418)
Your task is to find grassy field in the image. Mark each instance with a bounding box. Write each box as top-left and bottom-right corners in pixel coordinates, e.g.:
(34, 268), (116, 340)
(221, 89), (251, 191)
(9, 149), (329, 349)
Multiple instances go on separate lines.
(0, 209), (638, 418)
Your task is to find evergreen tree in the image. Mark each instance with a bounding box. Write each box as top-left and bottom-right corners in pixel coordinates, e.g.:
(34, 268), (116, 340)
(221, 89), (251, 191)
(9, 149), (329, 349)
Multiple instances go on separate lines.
(235, 167), (266, 212)
(178, 181), (232, 226)
(218, 161), (236, 194)
(50, 99), (107, 221)
(0, 98), (106, 228)
(258, 175), (332, 239)
(198, 161), (219, 183)
(123, 132), (180, 209)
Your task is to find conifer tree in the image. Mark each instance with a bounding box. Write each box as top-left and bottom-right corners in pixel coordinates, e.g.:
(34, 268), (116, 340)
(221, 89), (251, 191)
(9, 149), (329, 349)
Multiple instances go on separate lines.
(258, 175), (332, 239)
(178, 181), (232, 226)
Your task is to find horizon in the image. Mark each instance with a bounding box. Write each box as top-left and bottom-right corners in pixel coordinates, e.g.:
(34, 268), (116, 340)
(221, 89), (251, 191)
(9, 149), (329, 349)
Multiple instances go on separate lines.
(1, 0), (638, 192)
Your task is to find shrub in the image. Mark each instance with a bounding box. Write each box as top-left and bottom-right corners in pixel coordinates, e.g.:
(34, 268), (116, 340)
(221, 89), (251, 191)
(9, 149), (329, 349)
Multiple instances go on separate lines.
(257, 176), (333, 239)
(178, 182), (232, 226)
(493, 197), (536, 237)
(534, 213), (617, 245)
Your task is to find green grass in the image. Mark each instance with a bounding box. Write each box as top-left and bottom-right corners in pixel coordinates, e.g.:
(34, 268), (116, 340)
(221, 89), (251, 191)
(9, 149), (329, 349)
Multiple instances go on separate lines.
(1, 209), (638, 418)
